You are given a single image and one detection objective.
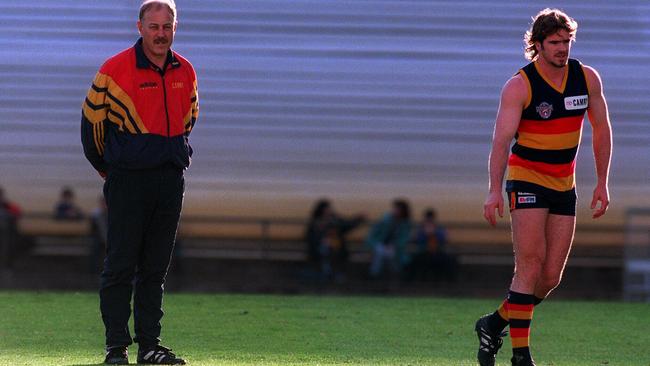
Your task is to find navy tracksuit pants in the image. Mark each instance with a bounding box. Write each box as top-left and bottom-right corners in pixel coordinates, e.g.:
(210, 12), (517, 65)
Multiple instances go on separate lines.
(100, 164), (184, 348)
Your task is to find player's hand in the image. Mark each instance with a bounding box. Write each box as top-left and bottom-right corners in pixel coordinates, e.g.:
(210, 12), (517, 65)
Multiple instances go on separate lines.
(591, 183), (609, 219)
(483, 191), (504, 227)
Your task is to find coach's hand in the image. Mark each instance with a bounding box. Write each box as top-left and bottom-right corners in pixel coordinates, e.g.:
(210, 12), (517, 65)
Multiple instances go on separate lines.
(483, 191), (504, 227)
(591, 183), (609, 219)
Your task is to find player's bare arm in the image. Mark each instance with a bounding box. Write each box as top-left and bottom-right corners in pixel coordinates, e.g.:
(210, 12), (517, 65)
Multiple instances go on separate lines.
(584, 65), (612, 219)
(484, 75), (528, 226)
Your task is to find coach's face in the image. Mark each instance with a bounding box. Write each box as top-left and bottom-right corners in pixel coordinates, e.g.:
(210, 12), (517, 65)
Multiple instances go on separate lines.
(137, 6), (176, 64)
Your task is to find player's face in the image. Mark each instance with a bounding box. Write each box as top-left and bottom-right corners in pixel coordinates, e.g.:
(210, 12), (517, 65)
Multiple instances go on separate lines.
(537, 29), (572, 68)
(137, 6), (176, 64)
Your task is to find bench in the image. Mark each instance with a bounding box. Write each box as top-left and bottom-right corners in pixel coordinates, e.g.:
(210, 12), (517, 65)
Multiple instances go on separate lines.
(6, 213), (626, 270)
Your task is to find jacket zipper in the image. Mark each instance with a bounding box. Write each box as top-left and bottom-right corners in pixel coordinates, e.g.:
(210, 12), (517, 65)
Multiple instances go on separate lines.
(161, 71), (171, 138)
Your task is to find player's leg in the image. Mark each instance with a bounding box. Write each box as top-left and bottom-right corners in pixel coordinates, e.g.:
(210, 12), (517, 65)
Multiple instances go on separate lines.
(510, 196), (575, 366)
(508, 208), (547, 365)
(534, 189), (577, 300)
(510, 208), (548, 293)
(483, 207), (548, 324)
(476, 207), (547, 366)
(534, 214), (575, 300)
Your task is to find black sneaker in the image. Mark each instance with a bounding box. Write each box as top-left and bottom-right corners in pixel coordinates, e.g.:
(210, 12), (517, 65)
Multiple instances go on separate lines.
(511, 353), (536, 366)
(475, 315), (507, 366)
(104, 346), (128, 365)
(137, 345), (186, 365)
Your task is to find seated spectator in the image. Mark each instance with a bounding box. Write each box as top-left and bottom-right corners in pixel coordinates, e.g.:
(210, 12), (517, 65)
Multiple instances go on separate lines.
(408, 208), (458, 281)
(54, 186), (84, 220)
(305, 199), (365, 280)
(89, 195), (108, 273)
(367, 199), (413, 279)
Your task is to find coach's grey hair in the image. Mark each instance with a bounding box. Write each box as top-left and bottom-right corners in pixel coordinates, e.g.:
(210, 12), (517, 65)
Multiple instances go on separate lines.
(139, 0), (177, 23)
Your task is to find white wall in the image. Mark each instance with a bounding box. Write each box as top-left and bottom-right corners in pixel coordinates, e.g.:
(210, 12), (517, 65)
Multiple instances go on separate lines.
(1, 0), (648, 223)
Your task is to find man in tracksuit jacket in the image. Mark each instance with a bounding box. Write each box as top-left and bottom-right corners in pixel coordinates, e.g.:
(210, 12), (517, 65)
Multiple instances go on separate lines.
(81, 1), (197, 364)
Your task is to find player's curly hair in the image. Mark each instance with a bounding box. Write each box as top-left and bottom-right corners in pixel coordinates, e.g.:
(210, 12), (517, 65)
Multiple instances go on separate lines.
(524, 8), (577, 61)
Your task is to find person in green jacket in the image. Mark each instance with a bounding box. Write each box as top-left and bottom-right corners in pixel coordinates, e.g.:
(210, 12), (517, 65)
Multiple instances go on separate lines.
(367, 199), (413, 278)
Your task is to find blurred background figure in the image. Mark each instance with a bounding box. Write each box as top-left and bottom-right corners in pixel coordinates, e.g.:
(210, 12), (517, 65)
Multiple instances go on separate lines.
(54, 186), (84, 220)
(0, 186), (22, 224)
(305, 198), (365, 281)
(89, 195), (108, 273)
(0, 186), (22, 269)
(367, 199), (412, 279)
(407, 208), (458, 282)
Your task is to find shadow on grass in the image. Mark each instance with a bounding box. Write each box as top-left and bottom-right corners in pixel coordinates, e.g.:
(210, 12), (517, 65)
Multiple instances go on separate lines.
(69, 364), (159, 366)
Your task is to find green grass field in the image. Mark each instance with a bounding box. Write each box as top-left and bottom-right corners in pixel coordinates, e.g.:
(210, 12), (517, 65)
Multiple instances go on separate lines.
(0, 291), (648, 366)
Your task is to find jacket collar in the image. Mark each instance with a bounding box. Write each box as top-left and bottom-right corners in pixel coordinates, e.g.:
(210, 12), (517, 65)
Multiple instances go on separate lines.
(134, 37), (181, 70)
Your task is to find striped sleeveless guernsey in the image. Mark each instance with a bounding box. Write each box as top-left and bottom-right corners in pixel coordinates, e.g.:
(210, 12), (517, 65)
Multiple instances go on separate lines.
(507, 58), (589, 193)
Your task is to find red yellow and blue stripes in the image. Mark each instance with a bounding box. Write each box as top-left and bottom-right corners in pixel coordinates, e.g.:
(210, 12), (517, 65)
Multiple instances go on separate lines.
(507, 122), (582, 191)
(507, 108), (584, 192)
(507, 291), (535, 351)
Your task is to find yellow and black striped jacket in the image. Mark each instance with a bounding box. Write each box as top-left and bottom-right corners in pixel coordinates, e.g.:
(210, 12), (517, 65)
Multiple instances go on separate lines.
(81, 38), (199, 174)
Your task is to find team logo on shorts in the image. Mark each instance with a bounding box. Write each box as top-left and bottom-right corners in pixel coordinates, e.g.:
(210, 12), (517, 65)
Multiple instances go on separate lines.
(518, 195), (536, 204)
(536, 102), (553, 119)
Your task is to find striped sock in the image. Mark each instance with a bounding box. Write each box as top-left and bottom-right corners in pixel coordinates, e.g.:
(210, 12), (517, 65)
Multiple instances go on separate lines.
(507, 290), (535, 358)
(486, 295), (544, 334)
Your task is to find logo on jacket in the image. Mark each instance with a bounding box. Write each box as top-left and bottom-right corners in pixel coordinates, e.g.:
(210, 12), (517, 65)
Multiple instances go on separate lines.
(535, 102), (553, 119)
(172, 81), (184, 89)
(139, 81), (158, 90)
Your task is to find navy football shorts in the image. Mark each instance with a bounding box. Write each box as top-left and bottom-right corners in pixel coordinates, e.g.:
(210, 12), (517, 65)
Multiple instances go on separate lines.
(506, 186), (577, 216)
